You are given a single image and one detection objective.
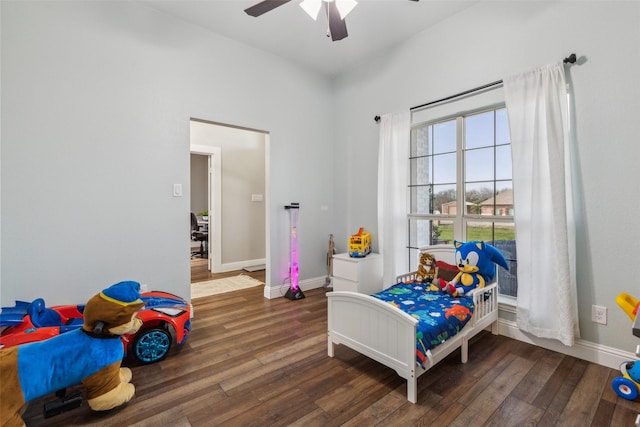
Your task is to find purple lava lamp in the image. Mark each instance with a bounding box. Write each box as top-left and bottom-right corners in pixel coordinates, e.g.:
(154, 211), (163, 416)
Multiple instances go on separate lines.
(284, 202), (304, 300)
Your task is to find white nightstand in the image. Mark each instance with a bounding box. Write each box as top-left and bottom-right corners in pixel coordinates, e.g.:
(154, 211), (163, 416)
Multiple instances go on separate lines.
(332, 252), (383, 294)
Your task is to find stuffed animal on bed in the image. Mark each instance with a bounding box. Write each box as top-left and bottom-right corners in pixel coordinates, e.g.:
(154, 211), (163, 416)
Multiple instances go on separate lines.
(439, 240), (509, 297)
(416, 251), (437, 283)
(0, 281), (145, 427)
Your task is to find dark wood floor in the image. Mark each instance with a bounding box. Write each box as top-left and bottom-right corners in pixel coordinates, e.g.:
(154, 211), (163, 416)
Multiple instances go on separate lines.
(21, 285), (640, 426)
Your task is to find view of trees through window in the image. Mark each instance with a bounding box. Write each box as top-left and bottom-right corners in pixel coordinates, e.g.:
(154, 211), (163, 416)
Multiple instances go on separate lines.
(409, 107), (518, 297)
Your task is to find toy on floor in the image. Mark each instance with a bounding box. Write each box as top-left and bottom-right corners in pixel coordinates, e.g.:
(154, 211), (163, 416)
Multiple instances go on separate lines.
(324, 234), (336, 290)
(0, 291), (192, 365)
(0, 281), (145, 427)
(611, 293), (640, 401)
(439, 240), (509, 297)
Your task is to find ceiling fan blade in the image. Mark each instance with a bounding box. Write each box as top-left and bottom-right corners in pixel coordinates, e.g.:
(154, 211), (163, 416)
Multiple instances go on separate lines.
(244, 0), (292, 17)
(327, 2), (348, 41)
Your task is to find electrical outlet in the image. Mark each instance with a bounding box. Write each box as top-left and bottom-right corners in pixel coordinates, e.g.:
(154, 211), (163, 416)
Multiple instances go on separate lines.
(592, 305), (607, 325)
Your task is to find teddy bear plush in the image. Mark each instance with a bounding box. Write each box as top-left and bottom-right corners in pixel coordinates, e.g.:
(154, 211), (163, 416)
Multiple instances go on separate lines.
(439, 240), (509, 297)
(0, 281), (145, 427)
(415, 251), (437, 283)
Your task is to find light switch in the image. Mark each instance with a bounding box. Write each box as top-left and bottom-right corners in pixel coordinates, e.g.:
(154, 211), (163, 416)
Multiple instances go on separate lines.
(251, 194), (264, 202)
(173, 184), (183, 197)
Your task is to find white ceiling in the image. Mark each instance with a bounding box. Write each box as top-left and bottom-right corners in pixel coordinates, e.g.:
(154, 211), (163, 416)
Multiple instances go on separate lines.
(142, 0), (479, 77)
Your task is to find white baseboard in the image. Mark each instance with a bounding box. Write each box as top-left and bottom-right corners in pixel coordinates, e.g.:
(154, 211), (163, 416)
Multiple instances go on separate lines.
(264, 275), (327, 299)
(215, 258), (266, 273)
(498, 318), (635, 370)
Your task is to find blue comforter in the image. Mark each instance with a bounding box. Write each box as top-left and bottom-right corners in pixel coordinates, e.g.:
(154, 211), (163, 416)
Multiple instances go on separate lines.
(371, 281), (475, 368)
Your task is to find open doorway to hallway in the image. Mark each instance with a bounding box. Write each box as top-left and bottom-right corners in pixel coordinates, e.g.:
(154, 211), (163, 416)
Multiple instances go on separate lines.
(190, 152), (210, 265)
(189, 119), (269, 287)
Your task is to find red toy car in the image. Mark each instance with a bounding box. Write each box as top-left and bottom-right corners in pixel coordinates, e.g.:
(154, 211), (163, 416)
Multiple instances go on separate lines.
(0, 291), (192, 364)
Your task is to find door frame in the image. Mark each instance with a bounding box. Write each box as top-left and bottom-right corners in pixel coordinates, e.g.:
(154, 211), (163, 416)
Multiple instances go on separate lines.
(190, 145), (221, 273)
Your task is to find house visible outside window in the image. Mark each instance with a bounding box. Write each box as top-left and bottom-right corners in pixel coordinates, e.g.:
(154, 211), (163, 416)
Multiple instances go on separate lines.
(408, 106), (518, 298)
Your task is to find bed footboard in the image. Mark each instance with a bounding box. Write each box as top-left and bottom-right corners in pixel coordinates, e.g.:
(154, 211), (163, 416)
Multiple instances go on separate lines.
(327, 291), (419, 400)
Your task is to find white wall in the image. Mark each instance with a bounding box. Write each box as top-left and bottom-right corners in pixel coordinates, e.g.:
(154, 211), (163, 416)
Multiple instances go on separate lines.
(1, 1), (335, 305)
(333, 1), (640, 353)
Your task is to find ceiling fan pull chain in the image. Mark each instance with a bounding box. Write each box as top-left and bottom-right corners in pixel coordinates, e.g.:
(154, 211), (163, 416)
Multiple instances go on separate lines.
(325, 1), (331, 37)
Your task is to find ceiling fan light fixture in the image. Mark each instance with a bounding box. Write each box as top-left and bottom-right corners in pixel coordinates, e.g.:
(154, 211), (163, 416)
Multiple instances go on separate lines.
(300, 0), (357, 21)
(246, 0), (415, 42)
(300, 0), (322, 20)
(335, 0), (357, 20)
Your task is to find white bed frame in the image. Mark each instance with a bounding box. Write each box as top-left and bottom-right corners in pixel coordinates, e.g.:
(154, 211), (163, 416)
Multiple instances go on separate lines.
(327, 245), (499, 403)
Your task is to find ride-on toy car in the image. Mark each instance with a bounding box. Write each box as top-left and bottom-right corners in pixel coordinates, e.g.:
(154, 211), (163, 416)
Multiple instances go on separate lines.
(0, 290), (192, 364)
(612, 293), (640, 404)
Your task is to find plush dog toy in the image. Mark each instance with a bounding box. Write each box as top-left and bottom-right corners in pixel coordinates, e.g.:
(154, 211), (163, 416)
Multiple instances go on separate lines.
(439, 240), (509, 297)
(0, 281), (145, 427)
(416, 251), (437, 283)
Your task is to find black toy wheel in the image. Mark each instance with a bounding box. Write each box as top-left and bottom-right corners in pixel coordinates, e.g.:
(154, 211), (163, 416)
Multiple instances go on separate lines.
(133, 328), (172, 364)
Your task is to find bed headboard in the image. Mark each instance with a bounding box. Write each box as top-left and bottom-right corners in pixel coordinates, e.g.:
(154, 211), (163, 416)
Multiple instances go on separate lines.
(395, 245), (457, 284)
(418, 245), (456, 265)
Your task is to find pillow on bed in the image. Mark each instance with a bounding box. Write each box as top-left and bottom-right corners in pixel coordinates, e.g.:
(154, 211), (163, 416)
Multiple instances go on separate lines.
(435, 260), (459, 282)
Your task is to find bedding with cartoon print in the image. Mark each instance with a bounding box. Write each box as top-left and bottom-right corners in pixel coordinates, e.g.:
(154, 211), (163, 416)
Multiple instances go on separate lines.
(371, 281), (475, 368)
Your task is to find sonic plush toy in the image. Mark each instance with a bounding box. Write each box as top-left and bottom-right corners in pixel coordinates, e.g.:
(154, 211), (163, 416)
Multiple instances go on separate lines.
(0, 281), (145, 427)
(439, 240), (509, 297)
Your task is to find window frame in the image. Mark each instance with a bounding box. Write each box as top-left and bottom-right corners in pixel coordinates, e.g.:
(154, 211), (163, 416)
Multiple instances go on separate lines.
(408, 103), (517, 301)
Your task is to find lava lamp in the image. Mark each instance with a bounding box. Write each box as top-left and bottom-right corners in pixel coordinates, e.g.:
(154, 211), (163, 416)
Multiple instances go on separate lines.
(284, 202), (305, 300)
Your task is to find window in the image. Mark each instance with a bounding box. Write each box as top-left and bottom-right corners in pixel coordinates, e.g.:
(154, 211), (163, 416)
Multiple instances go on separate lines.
(409, 107), (518, 297)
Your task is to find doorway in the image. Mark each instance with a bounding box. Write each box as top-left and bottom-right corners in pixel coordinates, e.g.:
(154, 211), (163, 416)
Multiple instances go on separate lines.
(190, 148), (218, 273)
(189, 119), (269, 287)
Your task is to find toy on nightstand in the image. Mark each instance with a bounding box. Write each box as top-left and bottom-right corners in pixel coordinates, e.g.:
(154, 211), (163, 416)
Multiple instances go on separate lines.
(611, 293), (640, 403)
(349, 228), (371, 258)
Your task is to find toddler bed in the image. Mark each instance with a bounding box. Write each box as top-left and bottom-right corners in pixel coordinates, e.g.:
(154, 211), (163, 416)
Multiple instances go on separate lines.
(327, 245), (499, 403)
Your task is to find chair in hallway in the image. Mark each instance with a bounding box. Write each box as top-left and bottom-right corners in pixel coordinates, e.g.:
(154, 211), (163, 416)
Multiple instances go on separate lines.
(191, 212), (208, 258)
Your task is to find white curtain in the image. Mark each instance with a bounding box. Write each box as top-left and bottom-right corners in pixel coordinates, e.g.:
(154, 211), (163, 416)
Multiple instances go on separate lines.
(377, 111), (410, 286)
(504, 63), (580, 346)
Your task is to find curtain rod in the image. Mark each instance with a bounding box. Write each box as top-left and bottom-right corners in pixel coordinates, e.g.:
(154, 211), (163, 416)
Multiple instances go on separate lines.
(374, 53), (577, 123)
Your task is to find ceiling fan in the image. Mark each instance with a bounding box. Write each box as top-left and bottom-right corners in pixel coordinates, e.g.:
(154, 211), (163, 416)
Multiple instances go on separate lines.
(245, 0), (420, 42)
